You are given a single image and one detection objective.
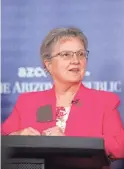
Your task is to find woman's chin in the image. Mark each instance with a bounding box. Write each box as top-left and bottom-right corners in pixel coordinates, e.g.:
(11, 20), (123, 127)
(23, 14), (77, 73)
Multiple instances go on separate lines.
(66, 78), (82, 83)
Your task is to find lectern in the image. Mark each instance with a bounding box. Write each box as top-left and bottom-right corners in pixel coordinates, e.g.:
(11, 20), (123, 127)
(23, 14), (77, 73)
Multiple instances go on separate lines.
(1, 136), (110, 169)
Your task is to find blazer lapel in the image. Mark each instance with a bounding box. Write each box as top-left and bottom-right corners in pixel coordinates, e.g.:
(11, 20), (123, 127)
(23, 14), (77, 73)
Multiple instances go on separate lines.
(48, 86), (56, 121)
(65, 84), (92, 136)
(47, 84), (94, 136)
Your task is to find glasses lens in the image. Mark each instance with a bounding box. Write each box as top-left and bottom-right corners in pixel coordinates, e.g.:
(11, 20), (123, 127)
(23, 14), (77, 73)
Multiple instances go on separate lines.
(77, 50), (88, 59)
(58, 50), (89, 60)
(59, 51), (72, 59)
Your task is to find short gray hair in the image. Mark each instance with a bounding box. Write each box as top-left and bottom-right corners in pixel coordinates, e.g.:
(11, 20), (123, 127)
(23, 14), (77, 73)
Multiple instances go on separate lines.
(40, 27), (88, 70)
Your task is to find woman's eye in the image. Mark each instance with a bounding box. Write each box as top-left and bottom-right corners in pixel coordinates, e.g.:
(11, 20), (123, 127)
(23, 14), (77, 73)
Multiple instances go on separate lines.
(79, 52), (84, 56)
(65, 53), (70, 56)
(62, 53), (70, 56)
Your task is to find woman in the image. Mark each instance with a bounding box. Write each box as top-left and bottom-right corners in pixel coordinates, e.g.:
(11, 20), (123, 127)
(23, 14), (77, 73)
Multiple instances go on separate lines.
(2, 27), (124, 159)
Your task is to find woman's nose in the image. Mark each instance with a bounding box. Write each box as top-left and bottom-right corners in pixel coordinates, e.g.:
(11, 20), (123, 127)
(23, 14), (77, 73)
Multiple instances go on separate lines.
(70, 53), (80, 64)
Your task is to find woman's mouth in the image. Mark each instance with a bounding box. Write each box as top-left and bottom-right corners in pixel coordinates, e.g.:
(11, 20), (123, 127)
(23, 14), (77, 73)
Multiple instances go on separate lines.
(69, 68), (80, 72)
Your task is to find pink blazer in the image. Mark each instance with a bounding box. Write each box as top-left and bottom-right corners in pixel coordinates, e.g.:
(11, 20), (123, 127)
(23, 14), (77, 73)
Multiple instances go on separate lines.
(2, 84), (124, 158)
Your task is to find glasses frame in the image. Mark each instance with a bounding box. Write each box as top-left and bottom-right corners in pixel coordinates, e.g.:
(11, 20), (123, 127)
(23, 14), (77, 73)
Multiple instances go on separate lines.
(49, 49), (89, 60)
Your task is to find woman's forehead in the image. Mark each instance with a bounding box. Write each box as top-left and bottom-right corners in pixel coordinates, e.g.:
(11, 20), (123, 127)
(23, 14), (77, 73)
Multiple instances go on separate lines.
(52, 37), (84, 53)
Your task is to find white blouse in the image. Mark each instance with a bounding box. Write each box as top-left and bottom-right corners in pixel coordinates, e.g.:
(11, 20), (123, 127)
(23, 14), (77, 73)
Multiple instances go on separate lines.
(56, 106), (71, 132)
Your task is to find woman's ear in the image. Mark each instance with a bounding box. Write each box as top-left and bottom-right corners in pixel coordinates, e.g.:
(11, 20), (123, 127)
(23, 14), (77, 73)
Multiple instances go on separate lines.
(44, 59), (52, 73)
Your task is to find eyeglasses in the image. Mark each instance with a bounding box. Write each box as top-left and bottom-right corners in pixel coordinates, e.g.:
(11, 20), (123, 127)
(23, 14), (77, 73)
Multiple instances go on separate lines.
(50, 49), (89, 60)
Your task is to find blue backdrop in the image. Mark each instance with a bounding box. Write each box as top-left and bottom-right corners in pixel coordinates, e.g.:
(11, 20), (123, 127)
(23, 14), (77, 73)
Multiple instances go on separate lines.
(1, 0), (124, 168)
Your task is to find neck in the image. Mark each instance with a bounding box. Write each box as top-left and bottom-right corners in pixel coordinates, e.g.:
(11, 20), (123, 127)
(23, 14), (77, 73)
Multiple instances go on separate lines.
(54, 80), (81, 96)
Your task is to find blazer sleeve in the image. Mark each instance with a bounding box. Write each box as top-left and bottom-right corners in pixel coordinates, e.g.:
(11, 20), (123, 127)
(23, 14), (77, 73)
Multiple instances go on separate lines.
(1, 96), (22, 135)
(103, 94), (124, 158)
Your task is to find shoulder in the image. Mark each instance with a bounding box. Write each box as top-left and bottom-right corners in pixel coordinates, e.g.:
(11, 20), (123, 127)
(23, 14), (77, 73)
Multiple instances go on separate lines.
(15, 88), (52, 105)
(19, 89), (50, 98)
(83, 86), (120, 107)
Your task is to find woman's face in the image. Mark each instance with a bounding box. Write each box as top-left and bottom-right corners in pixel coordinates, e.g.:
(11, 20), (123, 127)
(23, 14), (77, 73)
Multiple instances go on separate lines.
(45, 37), (87, 84)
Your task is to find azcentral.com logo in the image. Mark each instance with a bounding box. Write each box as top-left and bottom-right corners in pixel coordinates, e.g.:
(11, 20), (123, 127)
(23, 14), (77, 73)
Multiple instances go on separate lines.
(17, 67), (91, 78)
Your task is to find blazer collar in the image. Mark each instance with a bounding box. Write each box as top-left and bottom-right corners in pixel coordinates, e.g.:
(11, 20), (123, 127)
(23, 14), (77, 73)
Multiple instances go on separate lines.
(49, 83), (88, 103)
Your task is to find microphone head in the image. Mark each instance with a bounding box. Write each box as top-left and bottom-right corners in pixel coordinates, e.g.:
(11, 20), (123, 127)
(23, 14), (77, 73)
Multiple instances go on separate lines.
(71, 99), (82, 106)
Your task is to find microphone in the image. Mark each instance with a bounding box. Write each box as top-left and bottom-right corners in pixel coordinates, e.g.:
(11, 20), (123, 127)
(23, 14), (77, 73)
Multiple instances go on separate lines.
(71, 99), (82, 106)
(71, 99), (80, 104)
